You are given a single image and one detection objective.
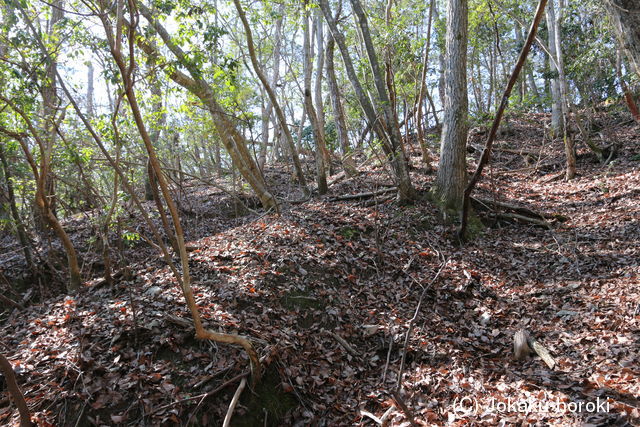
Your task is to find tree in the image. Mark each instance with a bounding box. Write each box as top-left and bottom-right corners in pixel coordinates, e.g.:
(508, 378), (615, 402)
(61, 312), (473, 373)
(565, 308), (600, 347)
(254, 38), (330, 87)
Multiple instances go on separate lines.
(136, 3), (279, 212)
(433, 0), (469, 212)
(606, 0), (640, 78)
(233, 0), (310, 196)
(302, 1), (328, 194)
(319, 0), (415, 202)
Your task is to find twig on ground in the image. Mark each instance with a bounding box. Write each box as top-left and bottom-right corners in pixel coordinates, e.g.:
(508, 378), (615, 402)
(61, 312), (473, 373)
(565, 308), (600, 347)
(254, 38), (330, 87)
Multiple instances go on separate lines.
(149, 372), (248, 416)
(325, 330), (359, 357)
(361, 406), (395, 426)
(391, 391), (419, 427)
(222, 377), (247, 427)
(0, 294), (25, 310)
(397, 260), (448, 390)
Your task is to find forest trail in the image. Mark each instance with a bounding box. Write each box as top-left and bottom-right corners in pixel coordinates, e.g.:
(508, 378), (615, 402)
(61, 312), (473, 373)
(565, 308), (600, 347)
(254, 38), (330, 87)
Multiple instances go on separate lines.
(1, 112), (639, 425)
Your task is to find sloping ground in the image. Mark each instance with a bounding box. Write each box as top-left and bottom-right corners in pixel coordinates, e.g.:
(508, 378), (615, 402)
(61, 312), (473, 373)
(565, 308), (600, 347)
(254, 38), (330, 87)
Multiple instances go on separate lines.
(0, 112), (639, 426)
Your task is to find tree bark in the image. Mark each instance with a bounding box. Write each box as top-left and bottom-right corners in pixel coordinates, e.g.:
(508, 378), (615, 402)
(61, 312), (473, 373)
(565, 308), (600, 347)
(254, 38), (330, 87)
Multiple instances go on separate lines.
(416, 0), (436, 168)
(433, 0), (469, 211)
(0, 144), (33, 269)
(325, 35), (357, 176)
(302, 4), (328, 194)
(550, 0), (576, 180)
(545, 2), (563, 136)
(318, 0), (415, 201)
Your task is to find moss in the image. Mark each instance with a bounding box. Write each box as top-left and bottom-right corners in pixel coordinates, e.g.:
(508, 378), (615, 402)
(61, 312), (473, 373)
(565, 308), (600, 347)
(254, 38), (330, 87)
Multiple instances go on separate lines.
(427, 188), (485, 239)
(462, 211), (485, 240)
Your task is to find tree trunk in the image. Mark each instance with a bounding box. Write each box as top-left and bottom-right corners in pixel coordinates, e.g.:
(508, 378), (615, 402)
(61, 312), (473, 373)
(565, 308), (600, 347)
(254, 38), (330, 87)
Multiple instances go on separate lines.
(233, 0), (309, 195)
(0, 145), (33, 269)
(86, 62), (95, 117)
(319, 0), (415, 202)
(545, 2), (563, 136)
(433, 0), (468, 211)
(416, 0), (436, 169)
(102, 3), (262, 381)
(302, 4), (328, 194)
(349, 0), (415, 201)
(315, 9), (332, 170)
(326, 35), (357, 176)
(137, 4), (278, 211)
(606, 0), (640, 79)
(551, 0), (576, 179)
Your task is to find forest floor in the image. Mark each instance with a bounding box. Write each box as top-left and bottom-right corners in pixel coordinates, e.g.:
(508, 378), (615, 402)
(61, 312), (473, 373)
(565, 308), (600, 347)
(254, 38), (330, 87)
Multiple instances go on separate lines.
(1, 111), (639, 426)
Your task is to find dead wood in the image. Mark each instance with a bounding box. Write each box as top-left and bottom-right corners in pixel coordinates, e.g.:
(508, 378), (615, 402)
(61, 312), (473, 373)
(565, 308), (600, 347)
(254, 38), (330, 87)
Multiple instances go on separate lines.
(496, 212), (552, 228)
(513, 329), (556, 369)
(329, 187), (397, 201)
(324, 330), (359, 357)
(222, 376), (246, 427)
(0, 294), (25, 310)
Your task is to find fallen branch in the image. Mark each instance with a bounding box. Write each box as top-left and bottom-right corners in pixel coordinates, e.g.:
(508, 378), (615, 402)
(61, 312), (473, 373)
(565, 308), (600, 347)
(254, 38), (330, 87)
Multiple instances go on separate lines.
(361, 406), (394, 425)
(222, 377), (247, 427)
(397, 261), (448, 390)
(149, 371), (249, 416)
(325, 330), (359, 357)
(329, 187), (397, 202)
(474, 197), (566, 221)
(0, 352), (33, 426)
(496, 212), (552, 228)
(391, 391), (419, 427)
(0, 294), (25, 310)
(513, 329), (556, 369)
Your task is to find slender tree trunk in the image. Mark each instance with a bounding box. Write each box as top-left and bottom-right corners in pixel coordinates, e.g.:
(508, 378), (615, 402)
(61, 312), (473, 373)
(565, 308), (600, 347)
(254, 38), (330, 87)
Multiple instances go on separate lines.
(37, 0), (65, 228)
(551, 0), (575, 179)
(617, 47), (640, 121)
(102, 1), (262, 381)
(137, 4), (278, 211)
(315, 9), (333, 172)
(349, 0), (415, 201)
(86, 62), (95, 117)
(0, 145), (33, 269)
(319, 0), (414, 201)
(302, 5), (328, 194)
(0, 15), (32, 270)
(546, 2), (563, 136)
(326, 36), (357, 176)
(257, 7), (281, 170)
(433, 0), (468, 211)
(416, 0), (436, 168)
(233, 0), (309, 195)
